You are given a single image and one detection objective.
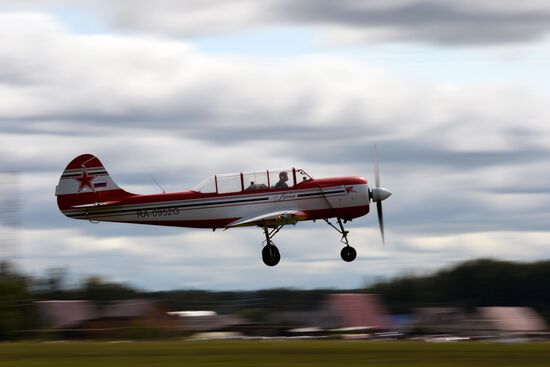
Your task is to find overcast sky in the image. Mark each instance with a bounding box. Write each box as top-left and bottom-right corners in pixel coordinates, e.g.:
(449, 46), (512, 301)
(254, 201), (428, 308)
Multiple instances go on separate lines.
(0, 0), (549, 290)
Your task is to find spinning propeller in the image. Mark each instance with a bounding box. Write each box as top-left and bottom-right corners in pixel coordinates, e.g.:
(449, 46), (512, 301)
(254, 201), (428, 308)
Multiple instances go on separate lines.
(369, 146), (392, 243)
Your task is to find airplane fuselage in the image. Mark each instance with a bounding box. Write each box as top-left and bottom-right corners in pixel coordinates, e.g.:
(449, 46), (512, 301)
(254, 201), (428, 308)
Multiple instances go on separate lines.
(59, 177), (370, 228)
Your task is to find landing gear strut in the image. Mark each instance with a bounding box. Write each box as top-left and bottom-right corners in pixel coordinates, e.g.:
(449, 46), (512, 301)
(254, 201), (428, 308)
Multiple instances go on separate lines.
(324, 218), (357, 262)
(261, 226), (282, 266)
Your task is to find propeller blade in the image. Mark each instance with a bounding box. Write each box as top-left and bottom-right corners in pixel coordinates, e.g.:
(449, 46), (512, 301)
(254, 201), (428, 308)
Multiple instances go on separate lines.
(374, 145), (380, 188)
(372, 144), (388, 244)
(377, 200), (385, 244)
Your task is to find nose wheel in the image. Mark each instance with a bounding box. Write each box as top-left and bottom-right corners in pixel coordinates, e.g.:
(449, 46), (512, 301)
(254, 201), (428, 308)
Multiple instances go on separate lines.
(261, 226), (283, 266)
(324, 218), (357, 262)
(340, 246), (357, 262)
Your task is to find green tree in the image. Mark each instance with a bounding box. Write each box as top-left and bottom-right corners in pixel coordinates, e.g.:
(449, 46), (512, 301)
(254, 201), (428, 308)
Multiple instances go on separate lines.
(81, 276), (139, 304)
(0, 261), (29, 340)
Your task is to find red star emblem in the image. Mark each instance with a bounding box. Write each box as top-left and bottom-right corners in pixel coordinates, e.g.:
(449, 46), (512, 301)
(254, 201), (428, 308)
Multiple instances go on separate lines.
(345, 186), (357, 194)
(74, 167), (95, 192)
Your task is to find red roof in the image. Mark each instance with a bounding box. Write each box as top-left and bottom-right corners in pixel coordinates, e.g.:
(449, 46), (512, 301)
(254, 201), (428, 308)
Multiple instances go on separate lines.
(478, 307), (547, 332)
(325, 294), (392, 329)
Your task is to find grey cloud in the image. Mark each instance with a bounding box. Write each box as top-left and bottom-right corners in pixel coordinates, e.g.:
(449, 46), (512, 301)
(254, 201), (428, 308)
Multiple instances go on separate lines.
(184, 124), (386, 144)
(2, 13), (549, 152)
(278, 0), (550, 45)
(289, 139), (550, 235)
(17, 225), (388, 290)
(483, 187), (550, 194)
(296, 138), (550, 169)
(386, 195), (550, 235)
(3, 1), (550, 45)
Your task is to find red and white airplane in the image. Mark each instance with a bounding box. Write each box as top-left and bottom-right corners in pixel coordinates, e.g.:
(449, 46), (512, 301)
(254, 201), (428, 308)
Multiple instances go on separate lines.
(56, 154), (391, 266)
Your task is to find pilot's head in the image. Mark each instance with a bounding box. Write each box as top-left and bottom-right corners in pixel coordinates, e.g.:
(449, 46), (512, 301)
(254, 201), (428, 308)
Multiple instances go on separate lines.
(279, 171), (288, 182)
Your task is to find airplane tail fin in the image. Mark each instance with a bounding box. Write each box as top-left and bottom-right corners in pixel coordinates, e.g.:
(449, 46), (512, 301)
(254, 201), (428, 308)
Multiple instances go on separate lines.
(56, 154), (134, 213)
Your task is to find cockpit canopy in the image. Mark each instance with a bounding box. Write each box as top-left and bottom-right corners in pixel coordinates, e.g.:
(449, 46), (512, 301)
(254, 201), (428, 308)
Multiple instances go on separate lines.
(192, 168), (313, 194)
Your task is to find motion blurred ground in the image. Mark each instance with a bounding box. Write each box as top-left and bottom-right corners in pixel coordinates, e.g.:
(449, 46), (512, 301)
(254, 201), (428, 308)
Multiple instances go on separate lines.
(1, 341), (549, 367)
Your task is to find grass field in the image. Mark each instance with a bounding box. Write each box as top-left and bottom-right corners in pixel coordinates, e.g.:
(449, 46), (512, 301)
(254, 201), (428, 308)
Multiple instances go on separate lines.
(0, 340), (549, 367)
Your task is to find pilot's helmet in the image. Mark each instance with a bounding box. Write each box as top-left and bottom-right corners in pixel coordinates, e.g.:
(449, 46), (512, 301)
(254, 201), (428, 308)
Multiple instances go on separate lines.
(279, 171), (288, 180)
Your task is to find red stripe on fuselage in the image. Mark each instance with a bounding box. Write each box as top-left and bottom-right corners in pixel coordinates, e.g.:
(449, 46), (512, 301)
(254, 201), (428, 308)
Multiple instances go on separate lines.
(63, 189), (362, 221)
(104, 206), (369, 229)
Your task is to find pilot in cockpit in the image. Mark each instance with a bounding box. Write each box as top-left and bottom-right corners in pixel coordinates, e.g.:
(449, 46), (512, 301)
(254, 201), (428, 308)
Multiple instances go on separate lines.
(273, 171), (289, 189)
(246, 180), (268, 190)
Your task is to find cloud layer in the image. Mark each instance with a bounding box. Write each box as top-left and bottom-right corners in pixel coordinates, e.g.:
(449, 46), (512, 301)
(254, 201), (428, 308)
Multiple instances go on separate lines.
(0, 11), (549, 289)
(5, 1), (550, 45)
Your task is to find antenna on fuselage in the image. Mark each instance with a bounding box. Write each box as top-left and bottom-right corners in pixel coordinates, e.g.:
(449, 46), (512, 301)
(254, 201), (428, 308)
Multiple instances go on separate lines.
(149, 174), (166, 194)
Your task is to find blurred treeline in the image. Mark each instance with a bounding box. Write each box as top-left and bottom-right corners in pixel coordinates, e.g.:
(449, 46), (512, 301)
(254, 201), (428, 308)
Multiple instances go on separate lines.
(0, 258), (549, 339)
(369, 259), (550, 317)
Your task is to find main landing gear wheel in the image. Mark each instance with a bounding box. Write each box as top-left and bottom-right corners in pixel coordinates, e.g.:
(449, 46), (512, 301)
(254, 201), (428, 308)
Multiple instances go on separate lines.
(341, 246), (357, 262)
(261, 226), (284, 266)
(262, 244), (280, 267)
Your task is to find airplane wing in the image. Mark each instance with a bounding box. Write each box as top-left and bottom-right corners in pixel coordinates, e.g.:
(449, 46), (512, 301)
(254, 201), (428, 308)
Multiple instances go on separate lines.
(226, 210), (308, 228)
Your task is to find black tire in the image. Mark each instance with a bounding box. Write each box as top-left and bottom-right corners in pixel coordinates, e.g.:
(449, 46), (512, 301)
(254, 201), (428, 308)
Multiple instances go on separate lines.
(262, 244), (281, 266)
(340, 246), (357, 262)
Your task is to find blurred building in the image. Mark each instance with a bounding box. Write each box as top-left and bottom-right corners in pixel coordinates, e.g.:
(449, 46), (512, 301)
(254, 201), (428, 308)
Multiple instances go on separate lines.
(325, 294), (393, 330)
(169, 310), (247, 332)
(37, 299), (179, 338)
(413, 307), (470, 335)
(75, 299), (177, 337)
(100, 299), (170, 320)
(270, 293), (393, 335)
(36, 300), (95, 329)
(412, 306), (548, 338)
(475, 307), (547, 337)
